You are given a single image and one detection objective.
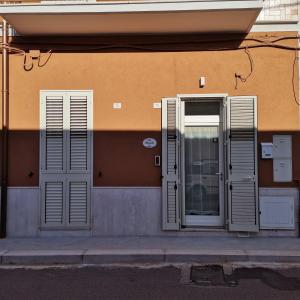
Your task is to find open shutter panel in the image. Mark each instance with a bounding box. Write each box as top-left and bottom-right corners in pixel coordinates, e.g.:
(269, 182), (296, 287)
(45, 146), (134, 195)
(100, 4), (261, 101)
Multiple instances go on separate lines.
(228, 96), (258, 232)
(162, 98), (180, 230)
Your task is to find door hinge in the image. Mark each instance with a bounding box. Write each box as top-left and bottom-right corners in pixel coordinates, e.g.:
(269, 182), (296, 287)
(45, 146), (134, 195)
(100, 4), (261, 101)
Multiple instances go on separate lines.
(229, 184), (232, 190)
(174, 183), (178, 190)
(174, 164), (177, 170)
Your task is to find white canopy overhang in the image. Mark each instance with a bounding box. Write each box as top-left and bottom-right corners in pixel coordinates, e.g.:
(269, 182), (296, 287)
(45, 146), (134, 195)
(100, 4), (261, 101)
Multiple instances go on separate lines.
(0, 1), (263, 35)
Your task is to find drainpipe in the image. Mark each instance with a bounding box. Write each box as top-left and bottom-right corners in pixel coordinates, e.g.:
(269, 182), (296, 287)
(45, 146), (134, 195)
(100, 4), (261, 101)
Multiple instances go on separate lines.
(1, 19), (8, 238)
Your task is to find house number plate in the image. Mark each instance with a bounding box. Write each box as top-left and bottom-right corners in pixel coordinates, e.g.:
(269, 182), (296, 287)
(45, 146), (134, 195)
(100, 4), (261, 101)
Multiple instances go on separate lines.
(143, 138), (157, 149)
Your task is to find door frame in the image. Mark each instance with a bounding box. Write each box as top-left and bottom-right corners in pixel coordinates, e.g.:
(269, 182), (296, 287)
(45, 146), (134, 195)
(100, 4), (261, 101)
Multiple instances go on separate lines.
(178, 94), (228, 227)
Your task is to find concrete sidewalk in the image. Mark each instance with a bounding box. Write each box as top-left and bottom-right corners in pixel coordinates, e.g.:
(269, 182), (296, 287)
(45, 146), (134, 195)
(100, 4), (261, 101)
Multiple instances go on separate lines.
(0, 237), (300, 265)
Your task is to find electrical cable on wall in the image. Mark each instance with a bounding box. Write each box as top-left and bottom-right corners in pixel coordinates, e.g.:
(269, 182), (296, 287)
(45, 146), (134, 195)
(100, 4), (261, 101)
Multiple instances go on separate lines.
(292, 49), (300, 106)
(38, 50), (52, 67)
(235, 48), (254, 90)
(0, 43), (52, 71)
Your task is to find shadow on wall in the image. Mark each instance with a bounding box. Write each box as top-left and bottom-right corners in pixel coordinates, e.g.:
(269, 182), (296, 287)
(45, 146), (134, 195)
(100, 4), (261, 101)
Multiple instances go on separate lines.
(0, 129), (299, 187)
(0, 130), (162, 187)
(9, 33), (247, 54)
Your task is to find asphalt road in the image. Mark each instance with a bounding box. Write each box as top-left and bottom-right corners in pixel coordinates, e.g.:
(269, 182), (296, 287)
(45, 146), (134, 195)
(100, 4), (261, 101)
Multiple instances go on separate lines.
(0, 266), (300, 300)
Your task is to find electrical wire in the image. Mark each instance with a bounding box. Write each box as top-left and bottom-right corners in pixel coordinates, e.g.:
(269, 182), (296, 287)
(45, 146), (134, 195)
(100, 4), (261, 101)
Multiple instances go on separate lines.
(38, 50), (52, 67)
(1, 35), (300, 105)
(23, 53), (33, 71)
(235, 48), (254, 90)
(292, 49), (300, 106)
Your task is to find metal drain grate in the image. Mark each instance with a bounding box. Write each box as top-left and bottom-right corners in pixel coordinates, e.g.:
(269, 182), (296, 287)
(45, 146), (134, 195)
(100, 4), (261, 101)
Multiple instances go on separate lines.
(191, 265), (237, 287)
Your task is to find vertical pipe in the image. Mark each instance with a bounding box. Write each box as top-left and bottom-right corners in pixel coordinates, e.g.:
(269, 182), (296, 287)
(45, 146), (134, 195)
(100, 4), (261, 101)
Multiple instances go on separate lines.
(1, 19), (8, 238)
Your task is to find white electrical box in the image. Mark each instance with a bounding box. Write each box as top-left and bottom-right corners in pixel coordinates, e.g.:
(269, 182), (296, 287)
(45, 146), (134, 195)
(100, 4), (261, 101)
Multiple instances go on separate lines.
(273, 135), (292, 182)
(273, 135), (292, 158)
(273, 159), (293, 182)
(261, 142), (273, 159)
(260, 196), (294, 229)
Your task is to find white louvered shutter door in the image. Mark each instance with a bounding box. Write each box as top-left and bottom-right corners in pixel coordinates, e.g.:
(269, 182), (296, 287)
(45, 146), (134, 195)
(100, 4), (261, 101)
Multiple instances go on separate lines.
(40, 93), (66, 226)
(227, 96), (259, 232)
(162, 98), (180, 230)
(66, 93), (91, 226)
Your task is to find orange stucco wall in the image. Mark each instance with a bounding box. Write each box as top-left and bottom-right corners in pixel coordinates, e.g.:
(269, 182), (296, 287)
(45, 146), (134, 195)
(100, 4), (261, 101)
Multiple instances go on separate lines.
(1, 32), (299, 187)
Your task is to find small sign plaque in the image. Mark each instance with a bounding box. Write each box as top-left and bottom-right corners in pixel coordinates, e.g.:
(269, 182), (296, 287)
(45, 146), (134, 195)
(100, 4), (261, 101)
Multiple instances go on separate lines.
(153, 102), (161, 109)
(143, 138), (157, 149)
(113, 102), (122, 109)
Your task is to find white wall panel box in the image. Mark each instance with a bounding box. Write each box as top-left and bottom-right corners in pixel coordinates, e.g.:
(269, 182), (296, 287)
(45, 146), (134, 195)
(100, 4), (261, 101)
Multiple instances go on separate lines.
(272, 135), (292, 182)
(273, 135), (292, 158)
(274, 159), (293, 182)
(260, 196), (295, 229)
(261, 142), (273, 159)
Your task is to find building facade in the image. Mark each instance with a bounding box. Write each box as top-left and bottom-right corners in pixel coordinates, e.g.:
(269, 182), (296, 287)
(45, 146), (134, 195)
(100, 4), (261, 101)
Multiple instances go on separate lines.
(0, 0), (299, 238)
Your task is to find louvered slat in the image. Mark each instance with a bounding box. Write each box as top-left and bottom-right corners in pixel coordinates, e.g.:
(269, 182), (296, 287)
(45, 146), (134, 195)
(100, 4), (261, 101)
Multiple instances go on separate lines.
(45, 96), (64, 171)
(70, 96), (88, 171)
(228, 96), (258, 232)
(162, 98), (180, 230)
(45, 182), (63, 224)
(69, 181), (88, 224)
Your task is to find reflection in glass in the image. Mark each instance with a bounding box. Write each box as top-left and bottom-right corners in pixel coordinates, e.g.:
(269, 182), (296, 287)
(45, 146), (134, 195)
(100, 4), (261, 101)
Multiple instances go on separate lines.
(185, 126), (219, 216)
(185, 101), (220, 116)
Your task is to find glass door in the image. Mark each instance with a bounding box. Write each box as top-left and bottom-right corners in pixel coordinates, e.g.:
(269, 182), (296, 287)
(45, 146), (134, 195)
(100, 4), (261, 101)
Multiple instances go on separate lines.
(183, 102), (224, 227)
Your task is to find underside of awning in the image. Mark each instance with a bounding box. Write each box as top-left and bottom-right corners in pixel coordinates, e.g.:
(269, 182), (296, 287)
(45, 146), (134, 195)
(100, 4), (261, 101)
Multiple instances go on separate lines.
(0, 1), (263, 36)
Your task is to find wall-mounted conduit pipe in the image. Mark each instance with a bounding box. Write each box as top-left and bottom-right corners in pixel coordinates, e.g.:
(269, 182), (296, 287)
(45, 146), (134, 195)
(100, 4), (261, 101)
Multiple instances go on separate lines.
(1, 19), (9, 238)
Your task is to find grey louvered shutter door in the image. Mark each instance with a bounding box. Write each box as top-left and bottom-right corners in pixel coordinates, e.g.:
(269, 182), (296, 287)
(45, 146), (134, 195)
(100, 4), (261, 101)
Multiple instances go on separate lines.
(162, 98), (180, 230)
(66, 92), (92, 226)
(42, 95), (65, 172)
(227, 96), (259, 232)
(40, 93), (66, 226)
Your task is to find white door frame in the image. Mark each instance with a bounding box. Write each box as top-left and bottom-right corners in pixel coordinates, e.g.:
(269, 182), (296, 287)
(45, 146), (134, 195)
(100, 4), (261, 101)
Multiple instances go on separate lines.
(178, 94), (227, 227)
